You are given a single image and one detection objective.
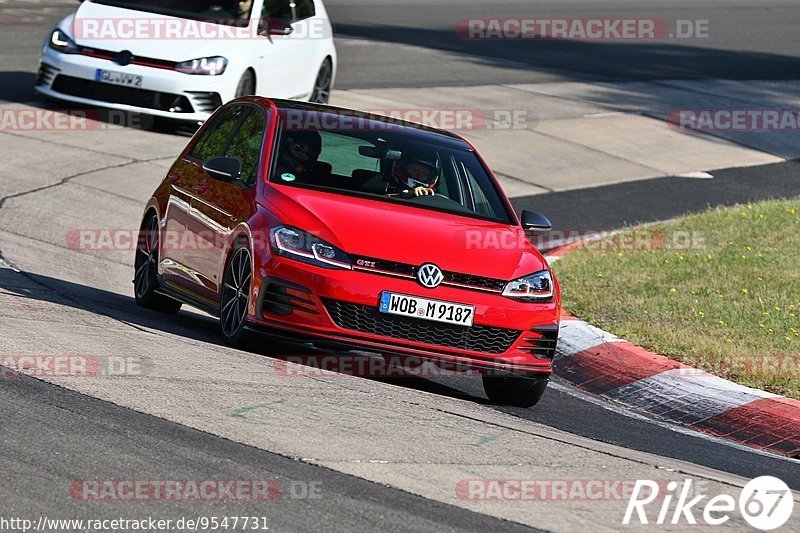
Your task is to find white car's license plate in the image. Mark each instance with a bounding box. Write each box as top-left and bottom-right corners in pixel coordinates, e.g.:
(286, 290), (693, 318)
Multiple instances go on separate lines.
(95, 69), (143, 87)
(379, 291), (475, 327)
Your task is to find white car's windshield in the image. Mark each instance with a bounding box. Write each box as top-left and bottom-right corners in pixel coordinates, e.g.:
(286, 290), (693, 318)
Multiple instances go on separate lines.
(91, 0), (255, 24)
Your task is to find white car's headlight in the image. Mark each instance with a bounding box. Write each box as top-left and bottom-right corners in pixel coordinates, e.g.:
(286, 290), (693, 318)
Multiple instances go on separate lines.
(49, 28), (80, 54)
(270, 226), (352, 270)
(502, 270), (554, 302)
(175, 56), (228, 75)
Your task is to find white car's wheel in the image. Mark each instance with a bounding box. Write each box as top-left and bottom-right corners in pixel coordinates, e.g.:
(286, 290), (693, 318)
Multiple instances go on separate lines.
(235, 70), (256, 98)
(310, 59), (332, 104)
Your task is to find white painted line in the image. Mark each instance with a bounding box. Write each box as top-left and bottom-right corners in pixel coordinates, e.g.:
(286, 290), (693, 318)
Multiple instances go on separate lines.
(0, 257), (20, 272)
(675, 171), (714, 179)
(582, 112), (626, 118)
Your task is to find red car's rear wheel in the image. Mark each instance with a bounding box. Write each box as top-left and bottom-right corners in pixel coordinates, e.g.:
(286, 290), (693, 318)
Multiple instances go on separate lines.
(133, 213), (182, 314)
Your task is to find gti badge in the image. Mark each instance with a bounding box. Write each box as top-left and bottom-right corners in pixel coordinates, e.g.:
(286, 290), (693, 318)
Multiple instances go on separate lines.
(416, 263), (443, 288)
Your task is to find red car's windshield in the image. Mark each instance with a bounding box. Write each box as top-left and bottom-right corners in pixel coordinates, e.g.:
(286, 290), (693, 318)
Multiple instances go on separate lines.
(269, 112), (515, 224)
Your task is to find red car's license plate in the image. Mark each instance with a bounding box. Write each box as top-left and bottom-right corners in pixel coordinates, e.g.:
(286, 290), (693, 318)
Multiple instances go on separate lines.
(379, 291), (474, 327)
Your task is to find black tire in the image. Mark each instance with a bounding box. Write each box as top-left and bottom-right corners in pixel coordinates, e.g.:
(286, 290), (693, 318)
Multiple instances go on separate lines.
(133, 213), (182, 314)
(219, 243), (253, 347)
(482, 374), (548, 407)
(235, 70), (256, 97)
(310, 59), (332, 104)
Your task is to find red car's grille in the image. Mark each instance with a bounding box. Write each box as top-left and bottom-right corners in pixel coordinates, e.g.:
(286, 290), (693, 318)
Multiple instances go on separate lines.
(322, 299), (522, 354)
(351, 256), (507, 293)
(445, 272), (507, 292)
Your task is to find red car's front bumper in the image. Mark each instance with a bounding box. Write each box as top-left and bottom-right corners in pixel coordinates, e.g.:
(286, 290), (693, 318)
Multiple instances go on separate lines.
(246, 255), (559, 377)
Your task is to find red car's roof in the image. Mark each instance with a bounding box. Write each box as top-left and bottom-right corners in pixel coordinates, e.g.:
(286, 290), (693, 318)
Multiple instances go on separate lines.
(239, 96), (469, 144)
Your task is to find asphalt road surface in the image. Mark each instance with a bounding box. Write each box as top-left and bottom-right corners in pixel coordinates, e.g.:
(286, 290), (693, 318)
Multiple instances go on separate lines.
(4, 0), (800, 102)
(328, 0), (800, 87)
(1, 1), (800, 531)
(0, 365), (537, 532)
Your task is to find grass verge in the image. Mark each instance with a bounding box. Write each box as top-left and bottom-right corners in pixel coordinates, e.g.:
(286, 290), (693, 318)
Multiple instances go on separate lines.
(552, 198), (800, 398)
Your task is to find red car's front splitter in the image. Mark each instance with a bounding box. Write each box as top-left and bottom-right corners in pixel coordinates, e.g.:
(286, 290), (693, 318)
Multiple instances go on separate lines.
(245, 318), (554, 379)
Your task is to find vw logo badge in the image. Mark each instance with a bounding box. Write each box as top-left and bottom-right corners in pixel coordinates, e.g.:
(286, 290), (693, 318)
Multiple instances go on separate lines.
(115, 50), (134, 66)
(416, 263), (443, 288)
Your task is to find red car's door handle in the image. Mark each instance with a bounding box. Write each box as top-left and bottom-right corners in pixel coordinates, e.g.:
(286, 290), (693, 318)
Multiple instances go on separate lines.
(169, 172), (182, 182)
(193, 184), (208, 194)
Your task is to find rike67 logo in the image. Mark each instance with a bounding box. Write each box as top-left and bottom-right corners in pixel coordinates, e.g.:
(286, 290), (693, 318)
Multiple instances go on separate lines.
(624, 476), (794, 530)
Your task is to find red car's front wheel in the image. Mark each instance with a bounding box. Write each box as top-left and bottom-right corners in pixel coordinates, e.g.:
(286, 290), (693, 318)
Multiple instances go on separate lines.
(482, 375), (549, 408)
(220, 244), (252, 347)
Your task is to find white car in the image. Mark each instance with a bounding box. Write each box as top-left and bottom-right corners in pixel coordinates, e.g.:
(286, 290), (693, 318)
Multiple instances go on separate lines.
(35, 0), (337, 122)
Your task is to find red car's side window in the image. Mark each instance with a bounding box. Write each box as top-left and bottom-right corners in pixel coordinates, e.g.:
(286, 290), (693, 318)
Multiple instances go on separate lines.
(189, 107), (243, 162)
(188, 105), (266, 185)
(226, 112), (266, 185)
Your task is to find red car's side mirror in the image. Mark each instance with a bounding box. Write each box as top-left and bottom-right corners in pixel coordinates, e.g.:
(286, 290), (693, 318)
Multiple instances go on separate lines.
(203, 157), (242, 182)
(521, 210), (552, 232)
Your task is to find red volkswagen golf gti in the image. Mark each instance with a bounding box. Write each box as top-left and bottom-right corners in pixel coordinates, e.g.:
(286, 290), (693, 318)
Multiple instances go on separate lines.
(135, 97), (560, 407)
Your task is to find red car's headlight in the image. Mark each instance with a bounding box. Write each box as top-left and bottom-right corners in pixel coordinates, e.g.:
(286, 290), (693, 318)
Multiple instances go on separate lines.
(270, 226), (352, 270)
(502, 270), (554, 302)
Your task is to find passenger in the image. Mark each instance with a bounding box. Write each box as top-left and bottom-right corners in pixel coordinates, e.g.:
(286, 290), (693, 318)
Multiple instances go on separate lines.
(275, 131), (322, 182)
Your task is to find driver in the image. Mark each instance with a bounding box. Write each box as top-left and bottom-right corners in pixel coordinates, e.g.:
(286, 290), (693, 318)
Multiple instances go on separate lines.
(235, 0), (254, 20)
(389, 155), (439, 199)
(275, 131), (322, 182)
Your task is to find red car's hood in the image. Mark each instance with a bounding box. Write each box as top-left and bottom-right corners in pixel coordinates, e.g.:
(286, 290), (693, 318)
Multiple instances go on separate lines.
(265, 185), (546, 280)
